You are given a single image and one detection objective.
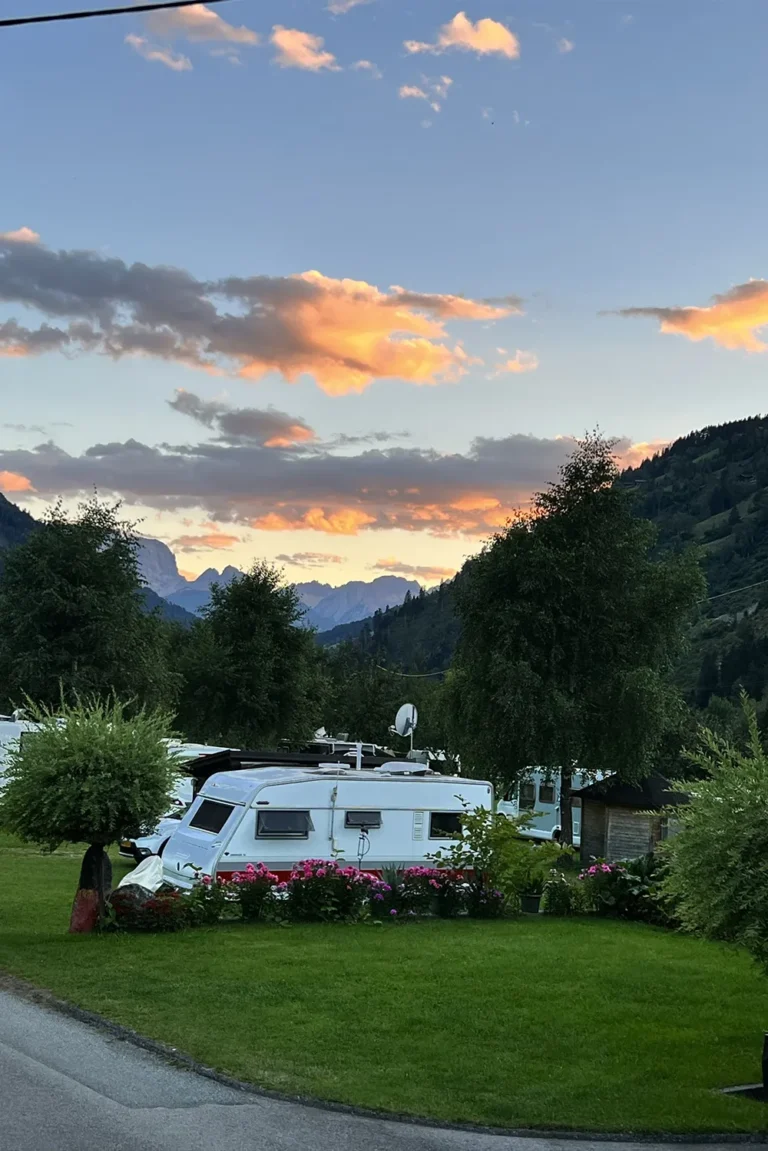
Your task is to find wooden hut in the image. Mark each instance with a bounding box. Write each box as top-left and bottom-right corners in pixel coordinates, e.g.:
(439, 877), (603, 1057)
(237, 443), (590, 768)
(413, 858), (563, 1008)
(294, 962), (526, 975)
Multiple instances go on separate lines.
(577, 773), (685, 864)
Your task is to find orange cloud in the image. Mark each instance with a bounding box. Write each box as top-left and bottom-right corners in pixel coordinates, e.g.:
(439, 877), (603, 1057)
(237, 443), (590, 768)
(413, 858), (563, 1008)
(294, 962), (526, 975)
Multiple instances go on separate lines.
(0, 471), (34, 492)
(615, 280), (768, 352)
(493, 350), (539, 374)
(171, 528), (240, 551)
(271, 26), (340, 71)
(252, 507), (376, 535)
(405, 11), (520, 59)
(399, 75), (452, 112)
(146, 3), (259, 44)
(234, 270), (514, 394)
(615, 439), (669, 469)
(125, 34), (192, 71)
(0, 227), (39, 244)
(264, 424), (317, 448)
(374, 557), (456, 582)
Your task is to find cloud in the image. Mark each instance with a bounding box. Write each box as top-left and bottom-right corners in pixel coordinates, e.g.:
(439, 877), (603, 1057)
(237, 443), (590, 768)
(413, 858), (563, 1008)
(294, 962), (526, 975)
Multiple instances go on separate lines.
(557, 37), (574, 53)
(352, 59), (382, 78)
(493, 350), (539, 374)
(328, 0), (371, 12)
(125, 34), (192, 70)
(144, 3), (259, 45)
(405, 11), (520, 59)
(0, 227), (40, 244)
(0, 470), (34, 493)
(0, 231), (517, 394)
(612, 280), (768, 352)
(372, 558), (456, 582)
(616, 439), (669, 468)
(170, 525), (240, 551)
(271, 26), (340, 71)
(276, 552), (346, 568)
(167, 389), (316, 446)
(0, 430), (661, 539)
(399, 75), (453, 112)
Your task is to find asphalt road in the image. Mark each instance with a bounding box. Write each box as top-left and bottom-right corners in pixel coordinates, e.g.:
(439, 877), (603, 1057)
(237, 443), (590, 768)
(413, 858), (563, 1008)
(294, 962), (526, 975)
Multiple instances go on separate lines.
(0, 988), (747, 1151)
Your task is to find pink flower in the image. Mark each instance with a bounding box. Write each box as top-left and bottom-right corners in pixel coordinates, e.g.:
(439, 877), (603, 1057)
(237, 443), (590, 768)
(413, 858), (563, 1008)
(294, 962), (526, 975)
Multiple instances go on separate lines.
(389, 908), (398, 916)
(201, 875), (212, 886)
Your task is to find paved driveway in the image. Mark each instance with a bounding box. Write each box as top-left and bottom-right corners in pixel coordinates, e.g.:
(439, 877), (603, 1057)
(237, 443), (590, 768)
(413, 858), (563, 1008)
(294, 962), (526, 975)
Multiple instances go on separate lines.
(0, 989), (748, 1151)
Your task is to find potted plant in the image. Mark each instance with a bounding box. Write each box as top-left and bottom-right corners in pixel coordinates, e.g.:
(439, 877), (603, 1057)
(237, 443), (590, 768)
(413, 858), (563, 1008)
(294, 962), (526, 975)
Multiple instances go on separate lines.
(520, 883), (543, 914)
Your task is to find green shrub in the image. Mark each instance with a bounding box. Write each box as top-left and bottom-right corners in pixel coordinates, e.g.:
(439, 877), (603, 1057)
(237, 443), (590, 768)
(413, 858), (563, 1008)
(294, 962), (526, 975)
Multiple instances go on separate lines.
(579, 855), (672, 924)
(541, 870), (582, 916)
(662, 697), (768, 964)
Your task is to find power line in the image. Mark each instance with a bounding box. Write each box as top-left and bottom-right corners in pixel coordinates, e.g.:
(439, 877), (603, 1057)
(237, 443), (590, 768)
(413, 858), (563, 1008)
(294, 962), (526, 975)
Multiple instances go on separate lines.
(0, 0), (232, 29)
(704, 578), (768, 604)
(375, 665), (445, 678)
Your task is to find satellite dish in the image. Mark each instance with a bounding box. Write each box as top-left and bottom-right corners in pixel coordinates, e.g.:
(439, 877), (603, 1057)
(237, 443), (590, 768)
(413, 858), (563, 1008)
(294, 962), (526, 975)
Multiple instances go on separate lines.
(394, 703), (418, 738)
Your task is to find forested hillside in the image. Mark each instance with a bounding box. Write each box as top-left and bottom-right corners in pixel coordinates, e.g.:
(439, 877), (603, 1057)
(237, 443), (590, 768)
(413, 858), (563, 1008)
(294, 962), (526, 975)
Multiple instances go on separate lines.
(330, 416), (768, 719)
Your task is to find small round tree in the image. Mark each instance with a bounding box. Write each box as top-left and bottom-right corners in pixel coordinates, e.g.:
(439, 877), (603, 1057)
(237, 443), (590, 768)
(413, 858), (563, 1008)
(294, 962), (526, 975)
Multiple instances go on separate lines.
(0, 696), (178, 932)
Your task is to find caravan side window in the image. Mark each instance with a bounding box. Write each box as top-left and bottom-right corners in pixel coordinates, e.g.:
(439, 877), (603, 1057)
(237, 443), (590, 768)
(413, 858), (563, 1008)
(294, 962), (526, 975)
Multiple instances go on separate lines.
(429, 812), (462, 838)
(345, 811), (382, 829)
(188, 799), (234, 834)
(538, 782), (556, 805)
(256, 810), (312, 838)
(519, 782), (536, 810)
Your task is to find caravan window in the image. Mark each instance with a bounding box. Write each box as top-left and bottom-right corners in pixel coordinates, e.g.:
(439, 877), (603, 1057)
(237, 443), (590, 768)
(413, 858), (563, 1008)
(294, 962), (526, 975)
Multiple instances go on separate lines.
(189, 799), (234, 834)
(519, 782), (536, 810)
(429, 811), (462, 838)
(257, 810), (311, 838)
(345, 811), (382, 829)
(538, 782), (556, 805)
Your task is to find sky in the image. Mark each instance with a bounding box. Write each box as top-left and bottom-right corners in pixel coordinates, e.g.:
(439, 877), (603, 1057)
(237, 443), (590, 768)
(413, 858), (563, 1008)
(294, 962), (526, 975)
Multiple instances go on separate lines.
(1, 0), (767, 586)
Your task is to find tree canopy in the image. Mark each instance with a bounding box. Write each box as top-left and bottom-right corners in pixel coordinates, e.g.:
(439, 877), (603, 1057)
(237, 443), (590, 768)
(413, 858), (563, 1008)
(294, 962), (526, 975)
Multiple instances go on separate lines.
(445, 434), (705, 827)
(175, 561), (328, 748)
(0, 695), (177, 852)
(0, 498), (177, 711)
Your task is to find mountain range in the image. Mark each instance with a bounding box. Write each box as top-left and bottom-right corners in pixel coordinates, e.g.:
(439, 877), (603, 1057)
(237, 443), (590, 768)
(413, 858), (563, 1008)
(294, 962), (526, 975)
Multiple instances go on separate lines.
(0, 501), (419, 633)
(135, 536), (419, 632)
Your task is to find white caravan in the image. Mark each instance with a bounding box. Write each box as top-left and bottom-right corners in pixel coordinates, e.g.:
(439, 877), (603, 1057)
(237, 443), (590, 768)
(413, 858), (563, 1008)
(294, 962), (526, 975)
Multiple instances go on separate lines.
(162, 761), (494, 888)
(497, 770), (590, 847)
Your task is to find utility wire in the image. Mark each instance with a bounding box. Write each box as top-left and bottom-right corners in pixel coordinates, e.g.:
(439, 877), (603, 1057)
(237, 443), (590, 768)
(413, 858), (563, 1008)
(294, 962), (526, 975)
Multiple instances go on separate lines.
(0, 0), (232, 29)
(375, 665), (445, 678)
(703, 578), (768, 604)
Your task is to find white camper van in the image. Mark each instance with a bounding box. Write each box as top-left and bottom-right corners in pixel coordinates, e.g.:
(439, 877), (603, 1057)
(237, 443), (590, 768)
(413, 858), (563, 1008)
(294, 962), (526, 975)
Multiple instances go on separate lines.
(0, 715), (48, 785)
(497, 769), (589, 847)
(162, 761), (494, 887)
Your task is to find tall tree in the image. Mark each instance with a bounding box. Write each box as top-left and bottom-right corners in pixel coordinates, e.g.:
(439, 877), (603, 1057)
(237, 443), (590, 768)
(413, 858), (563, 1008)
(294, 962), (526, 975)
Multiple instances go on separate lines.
(175, 561), (328, 747)
(0, 498), (176, 711)
(446, 433), (705, 841)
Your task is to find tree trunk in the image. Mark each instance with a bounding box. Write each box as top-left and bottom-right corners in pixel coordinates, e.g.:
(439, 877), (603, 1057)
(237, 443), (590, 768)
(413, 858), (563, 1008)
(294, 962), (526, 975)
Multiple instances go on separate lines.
(69, 844), (112, 934)
(559, 771), (573, 845)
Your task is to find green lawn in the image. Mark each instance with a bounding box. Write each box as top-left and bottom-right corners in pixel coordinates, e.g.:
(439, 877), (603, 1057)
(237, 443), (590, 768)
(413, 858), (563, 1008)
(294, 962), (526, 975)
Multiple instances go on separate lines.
(1, 834), (768, 1135)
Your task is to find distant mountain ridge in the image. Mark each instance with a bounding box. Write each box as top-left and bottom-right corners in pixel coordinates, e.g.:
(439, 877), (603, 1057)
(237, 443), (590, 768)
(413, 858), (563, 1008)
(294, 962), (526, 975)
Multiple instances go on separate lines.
(135, 537), (420, 630)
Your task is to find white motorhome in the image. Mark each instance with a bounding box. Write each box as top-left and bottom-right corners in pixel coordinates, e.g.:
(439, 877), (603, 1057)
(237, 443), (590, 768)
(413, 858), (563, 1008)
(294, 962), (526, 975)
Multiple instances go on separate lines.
(162, 761), (494, 887)
(497, 769), (591, 847)
(0, 715), (48, 784)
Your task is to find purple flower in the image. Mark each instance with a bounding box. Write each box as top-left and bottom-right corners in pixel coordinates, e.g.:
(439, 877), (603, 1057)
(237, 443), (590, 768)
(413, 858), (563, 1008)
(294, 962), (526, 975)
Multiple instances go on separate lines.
(374, 893), (384, 901)
(389, 908), (398, 916)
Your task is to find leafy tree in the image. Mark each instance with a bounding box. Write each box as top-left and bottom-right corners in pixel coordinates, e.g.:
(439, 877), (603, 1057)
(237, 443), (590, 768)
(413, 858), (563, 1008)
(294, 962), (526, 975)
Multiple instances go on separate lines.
(175, 561), (328, 747)
(0, 696), (176, 931)
(0, 498), (177, 711)
(661, 696), (768, 970)
(446, 433), (705, 840)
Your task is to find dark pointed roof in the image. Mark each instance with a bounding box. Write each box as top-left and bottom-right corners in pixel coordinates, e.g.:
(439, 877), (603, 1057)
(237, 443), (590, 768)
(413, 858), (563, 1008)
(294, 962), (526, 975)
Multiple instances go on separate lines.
(576, 772), (687, 810)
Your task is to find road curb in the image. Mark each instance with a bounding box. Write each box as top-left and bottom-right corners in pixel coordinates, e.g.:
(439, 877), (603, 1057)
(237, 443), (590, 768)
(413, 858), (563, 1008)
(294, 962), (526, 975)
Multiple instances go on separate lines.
(1, 971), (765, 1145)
